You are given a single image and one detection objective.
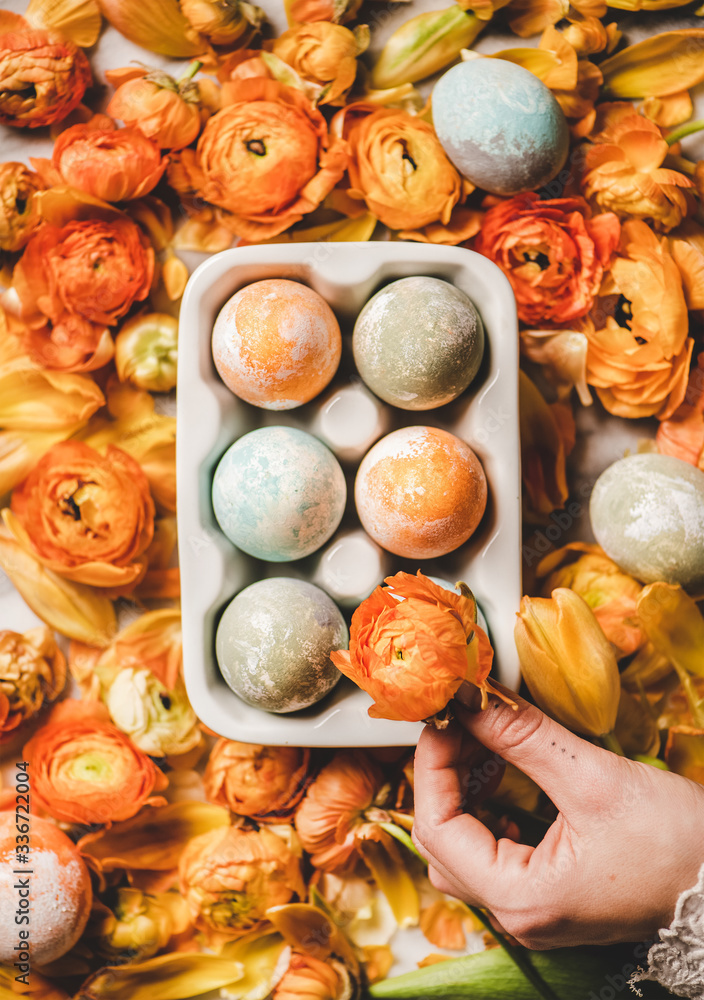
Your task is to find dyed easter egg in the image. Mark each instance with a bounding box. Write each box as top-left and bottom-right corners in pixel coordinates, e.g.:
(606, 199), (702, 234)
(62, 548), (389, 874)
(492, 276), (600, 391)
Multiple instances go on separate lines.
(212, 278), (341, 409)
(432, 59), (570, 196)
(353, 276), (484, 411)
(590, 453), (704, 590)
(216, 578), (348, 713)
(0, 814), (92, 965)
(355, 426), (487, 559)
(212, 426), (346, 561)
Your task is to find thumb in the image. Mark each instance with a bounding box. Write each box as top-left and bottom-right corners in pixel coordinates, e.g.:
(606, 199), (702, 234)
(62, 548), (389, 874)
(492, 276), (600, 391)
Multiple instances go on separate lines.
(456, 687), (619, 819)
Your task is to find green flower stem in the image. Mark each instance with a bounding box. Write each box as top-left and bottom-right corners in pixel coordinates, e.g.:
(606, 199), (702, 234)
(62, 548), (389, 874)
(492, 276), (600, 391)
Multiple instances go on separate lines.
(391, 823), (563, 1000)
(599, 730), (626, 756)
(664, 152), (696, 175)
(665, 119), (704, 146)
(178, 60), (202, 82)
(469, 906), (564, 1000)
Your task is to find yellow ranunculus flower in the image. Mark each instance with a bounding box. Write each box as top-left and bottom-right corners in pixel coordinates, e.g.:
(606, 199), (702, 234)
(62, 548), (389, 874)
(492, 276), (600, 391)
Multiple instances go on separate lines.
(95, 888), (191, 961)
(104, 667), (200, 757)
(270, 22), (367, 104)
(514, 588), (621, 737)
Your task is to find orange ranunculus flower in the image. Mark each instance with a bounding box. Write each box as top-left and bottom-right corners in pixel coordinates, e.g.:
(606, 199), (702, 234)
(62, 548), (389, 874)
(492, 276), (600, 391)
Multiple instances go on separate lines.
(273, 952), (347, 1000)
(536, 542), (644, 657)
(330, 103), (479, 244)
(180, 0), (264, 46)
(585, 219), (693, 419)
(179, 825), (304, 936)
(0, 626), (66, 743)
(269, 23), (366, 105)
(294, 750), (382, 872)
(13, 214), (155, 330)
(6, 440), (155, 592)
(203, 741), (311, 822)
(31, 115), (166, 202)
(0, 161), (44, 251)
(23, 698), (168, 825)
(657, 352), (704, 468)
(0, 28), (92, 128)
(581, 104), (694, 232)
(106, 67), (202, 150)
(171, 78), (348, 241)
(474, 193), (620, 326)
(22, 314), (114, 374)
(331, 572), (506, 722)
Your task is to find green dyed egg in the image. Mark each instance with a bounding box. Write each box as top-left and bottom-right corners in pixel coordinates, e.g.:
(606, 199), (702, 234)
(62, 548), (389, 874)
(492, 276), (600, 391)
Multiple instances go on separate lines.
(590, 453), (704, 590)
(215, 578), (348, 713)
(353, 276), (484, 411)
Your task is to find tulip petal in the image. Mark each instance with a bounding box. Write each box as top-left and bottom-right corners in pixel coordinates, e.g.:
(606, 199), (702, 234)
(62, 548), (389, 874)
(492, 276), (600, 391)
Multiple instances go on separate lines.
(266, 903), (359, 972)
(75, 953), (245, 1000)
(637, 582), (704, 677)
(77, 801), (230, 870)
(219, 932), (289, 999)
(98, 0), (207, 56)
(519, 371), (570, 522)
(601, 30), (704, 97)
(25, 0), (102, 47)
(357, 831), (420, 929)
(0, 524), (116, 646)
(664, 725), (704, 784)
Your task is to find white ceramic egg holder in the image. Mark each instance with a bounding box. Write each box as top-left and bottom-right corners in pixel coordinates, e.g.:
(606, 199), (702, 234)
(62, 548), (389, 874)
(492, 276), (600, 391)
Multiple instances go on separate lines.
(177, 242), (521, 746)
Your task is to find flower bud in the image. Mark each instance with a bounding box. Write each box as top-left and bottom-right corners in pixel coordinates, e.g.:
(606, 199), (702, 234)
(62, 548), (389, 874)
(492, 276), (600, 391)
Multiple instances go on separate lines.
(180, 0), (264, 46)
(514, 588), (620, 737)
(115, 313), (178, 392)
(370, 6), (482, 90)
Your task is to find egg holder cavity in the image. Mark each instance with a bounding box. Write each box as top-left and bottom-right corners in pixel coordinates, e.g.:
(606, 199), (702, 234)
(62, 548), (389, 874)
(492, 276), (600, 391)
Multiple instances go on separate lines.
(177, 242), (521, 746)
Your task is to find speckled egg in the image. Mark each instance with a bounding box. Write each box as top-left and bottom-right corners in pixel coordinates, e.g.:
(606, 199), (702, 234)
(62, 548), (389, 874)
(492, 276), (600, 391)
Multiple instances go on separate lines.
(432, 59), (570, 196)
(212, 278), (341, 410)
(353, 277), (484, 411)
(215, 578), (348, 713)
(212, 426), (346, 561)
(355, 426), (487, 559)
(590, 453), (704, 590)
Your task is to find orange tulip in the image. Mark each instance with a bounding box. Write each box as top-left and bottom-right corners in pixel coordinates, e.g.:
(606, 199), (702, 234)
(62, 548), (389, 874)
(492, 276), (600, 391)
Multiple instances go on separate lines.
(23, 699), (168, 825)
(0, 625), (66, 742)
(107, 67), (202, 150)
(287, 0), (361, 23)
(475, 193), (620, 326)
(586, 218), (693, 419)
(294, 750), (382, 871)
(0, 28), (91, 128)
(7, 440), (155, 592)
(581, 103), (694, 231)
(331, 571), (505, 722)
(331, 103), (479, 244)
(32, 115), (166, 202)
(171, 78), (348, 241)
(269, 22), (366, 104)
(0, 161), (44, 251)
(13, 214), (154, 330)
(179, 825), (304, 936)
(203, 741), (311, 822)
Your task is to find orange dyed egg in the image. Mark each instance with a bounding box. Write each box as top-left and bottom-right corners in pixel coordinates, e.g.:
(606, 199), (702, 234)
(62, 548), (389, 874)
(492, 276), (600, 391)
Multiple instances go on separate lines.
(355, 426), (487, 559)
(212, 278), (341, 410)
(0, 812), (93, 965)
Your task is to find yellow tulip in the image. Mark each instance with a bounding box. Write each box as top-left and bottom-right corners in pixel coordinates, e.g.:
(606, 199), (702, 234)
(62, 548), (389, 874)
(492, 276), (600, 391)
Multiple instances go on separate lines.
(370, 6), (483, 90)
(25, 0), (102, 48)
(514, 588), (621, 738)
(601, 30), (704, 98)
(99, 0), (206, 56)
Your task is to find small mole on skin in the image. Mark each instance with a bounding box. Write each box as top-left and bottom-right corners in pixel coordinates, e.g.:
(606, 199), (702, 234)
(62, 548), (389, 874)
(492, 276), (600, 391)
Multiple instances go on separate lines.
(551, 741), (556, 746)
(571, 755), (575, 759)
(561, 747), (566, 752)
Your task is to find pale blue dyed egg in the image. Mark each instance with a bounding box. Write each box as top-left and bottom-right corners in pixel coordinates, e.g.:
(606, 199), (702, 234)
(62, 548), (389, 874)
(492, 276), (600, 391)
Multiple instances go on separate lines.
(216, 578), (348, 713)
(590, 453), (704, 590)
(212, 426), (346, 561)
(432, 59), (570, 196)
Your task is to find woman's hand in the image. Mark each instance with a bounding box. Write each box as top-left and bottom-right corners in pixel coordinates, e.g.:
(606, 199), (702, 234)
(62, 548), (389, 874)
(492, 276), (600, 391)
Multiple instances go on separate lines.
(411, 689), (704, 949)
